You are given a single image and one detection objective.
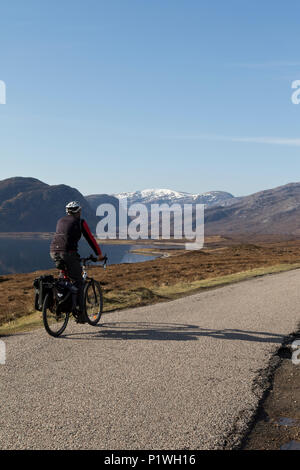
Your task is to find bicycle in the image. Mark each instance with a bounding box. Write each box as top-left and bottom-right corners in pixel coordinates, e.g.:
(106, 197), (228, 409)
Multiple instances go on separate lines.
(42, 254), (107, 337)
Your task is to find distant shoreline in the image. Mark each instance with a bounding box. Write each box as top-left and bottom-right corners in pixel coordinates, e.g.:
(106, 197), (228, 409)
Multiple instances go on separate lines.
(0, 232), (55, 239)
(0, 232), (187, 246)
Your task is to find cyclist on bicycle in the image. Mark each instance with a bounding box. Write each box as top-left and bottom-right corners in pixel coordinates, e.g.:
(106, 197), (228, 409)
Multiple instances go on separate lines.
(50, 201), (105, 323)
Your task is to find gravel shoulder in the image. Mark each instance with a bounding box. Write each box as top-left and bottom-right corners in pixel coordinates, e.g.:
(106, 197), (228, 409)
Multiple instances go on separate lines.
(243, 339), (300, 450)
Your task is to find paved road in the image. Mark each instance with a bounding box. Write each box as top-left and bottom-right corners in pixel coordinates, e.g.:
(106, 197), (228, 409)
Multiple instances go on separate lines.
(1, 269), (300, 450)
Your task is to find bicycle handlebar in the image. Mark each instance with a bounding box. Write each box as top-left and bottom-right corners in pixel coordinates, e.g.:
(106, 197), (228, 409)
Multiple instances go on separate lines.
(81, 254), (108, 268)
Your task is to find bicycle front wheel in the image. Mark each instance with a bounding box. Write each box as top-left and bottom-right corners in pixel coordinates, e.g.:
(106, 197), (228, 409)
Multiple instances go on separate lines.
(84, 280), (103, 326)
(42, 292), (70, 337)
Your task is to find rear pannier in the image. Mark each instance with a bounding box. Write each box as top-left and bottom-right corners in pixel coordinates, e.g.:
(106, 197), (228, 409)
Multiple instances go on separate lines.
(33, 275), (55, 311)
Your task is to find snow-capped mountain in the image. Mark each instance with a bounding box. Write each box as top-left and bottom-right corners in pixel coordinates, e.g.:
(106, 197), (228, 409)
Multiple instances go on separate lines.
(112, 188), (235, 207)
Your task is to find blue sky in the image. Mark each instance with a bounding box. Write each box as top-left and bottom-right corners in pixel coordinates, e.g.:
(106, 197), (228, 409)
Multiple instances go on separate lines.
(1, 0), (300, 197)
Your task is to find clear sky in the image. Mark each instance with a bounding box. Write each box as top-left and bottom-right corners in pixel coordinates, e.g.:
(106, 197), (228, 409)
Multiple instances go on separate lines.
(1, 0), (300, 197)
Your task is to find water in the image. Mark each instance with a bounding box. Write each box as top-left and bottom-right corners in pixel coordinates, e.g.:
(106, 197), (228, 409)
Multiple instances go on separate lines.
(276, 417), (299, 427)
(280, 440), (300, 450)
(0, 237), (160, 275)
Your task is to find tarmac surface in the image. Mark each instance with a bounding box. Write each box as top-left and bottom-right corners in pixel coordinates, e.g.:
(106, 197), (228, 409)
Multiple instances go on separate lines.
(1, 269), (300, 450)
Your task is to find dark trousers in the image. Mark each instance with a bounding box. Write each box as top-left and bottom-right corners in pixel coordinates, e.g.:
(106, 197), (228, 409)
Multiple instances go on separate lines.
(50, 252), (84, 311)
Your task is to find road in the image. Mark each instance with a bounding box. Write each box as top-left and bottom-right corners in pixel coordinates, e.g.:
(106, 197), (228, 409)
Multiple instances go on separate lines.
(0, 269), (300, 450)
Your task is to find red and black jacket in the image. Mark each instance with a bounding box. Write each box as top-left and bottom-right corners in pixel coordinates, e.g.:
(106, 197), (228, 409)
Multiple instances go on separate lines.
(50, 215), (102, 256)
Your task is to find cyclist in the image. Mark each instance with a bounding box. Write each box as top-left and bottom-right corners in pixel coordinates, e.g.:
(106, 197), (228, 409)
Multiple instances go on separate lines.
(50, 201), (105, 323)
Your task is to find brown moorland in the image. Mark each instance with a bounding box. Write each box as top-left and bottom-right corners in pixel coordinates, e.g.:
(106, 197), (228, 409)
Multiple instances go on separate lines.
(2, 235), (300, 331)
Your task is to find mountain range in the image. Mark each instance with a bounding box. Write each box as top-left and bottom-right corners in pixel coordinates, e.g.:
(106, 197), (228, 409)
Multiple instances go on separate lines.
(110, 185), (300, 236)
(1, 177), (300, 237)
(111, 188), (235, 208)
(85, 189), (234, 235)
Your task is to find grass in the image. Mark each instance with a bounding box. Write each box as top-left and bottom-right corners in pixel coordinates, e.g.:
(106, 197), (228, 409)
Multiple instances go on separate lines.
(153, 263), (300, 298)
(1, 262), (300, 336)
(0, 310), (43, 336)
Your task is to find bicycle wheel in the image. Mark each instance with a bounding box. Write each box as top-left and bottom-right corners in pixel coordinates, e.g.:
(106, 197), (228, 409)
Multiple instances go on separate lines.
(84, 280), (103, 326)
(42, 292), (70, 337)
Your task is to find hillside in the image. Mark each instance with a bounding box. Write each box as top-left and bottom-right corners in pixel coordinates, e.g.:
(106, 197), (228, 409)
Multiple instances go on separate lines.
(0, 177), (48, 205)
(85, 193), (121, 212)
(85, 193), (131, 233)
(0, 177), (98, 232)
(205, 182), (300, 236)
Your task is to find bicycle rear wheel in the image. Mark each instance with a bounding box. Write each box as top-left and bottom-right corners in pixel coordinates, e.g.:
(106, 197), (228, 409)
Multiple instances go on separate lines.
(42, 292), (70, 337)
(84, 280), (103, 326)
